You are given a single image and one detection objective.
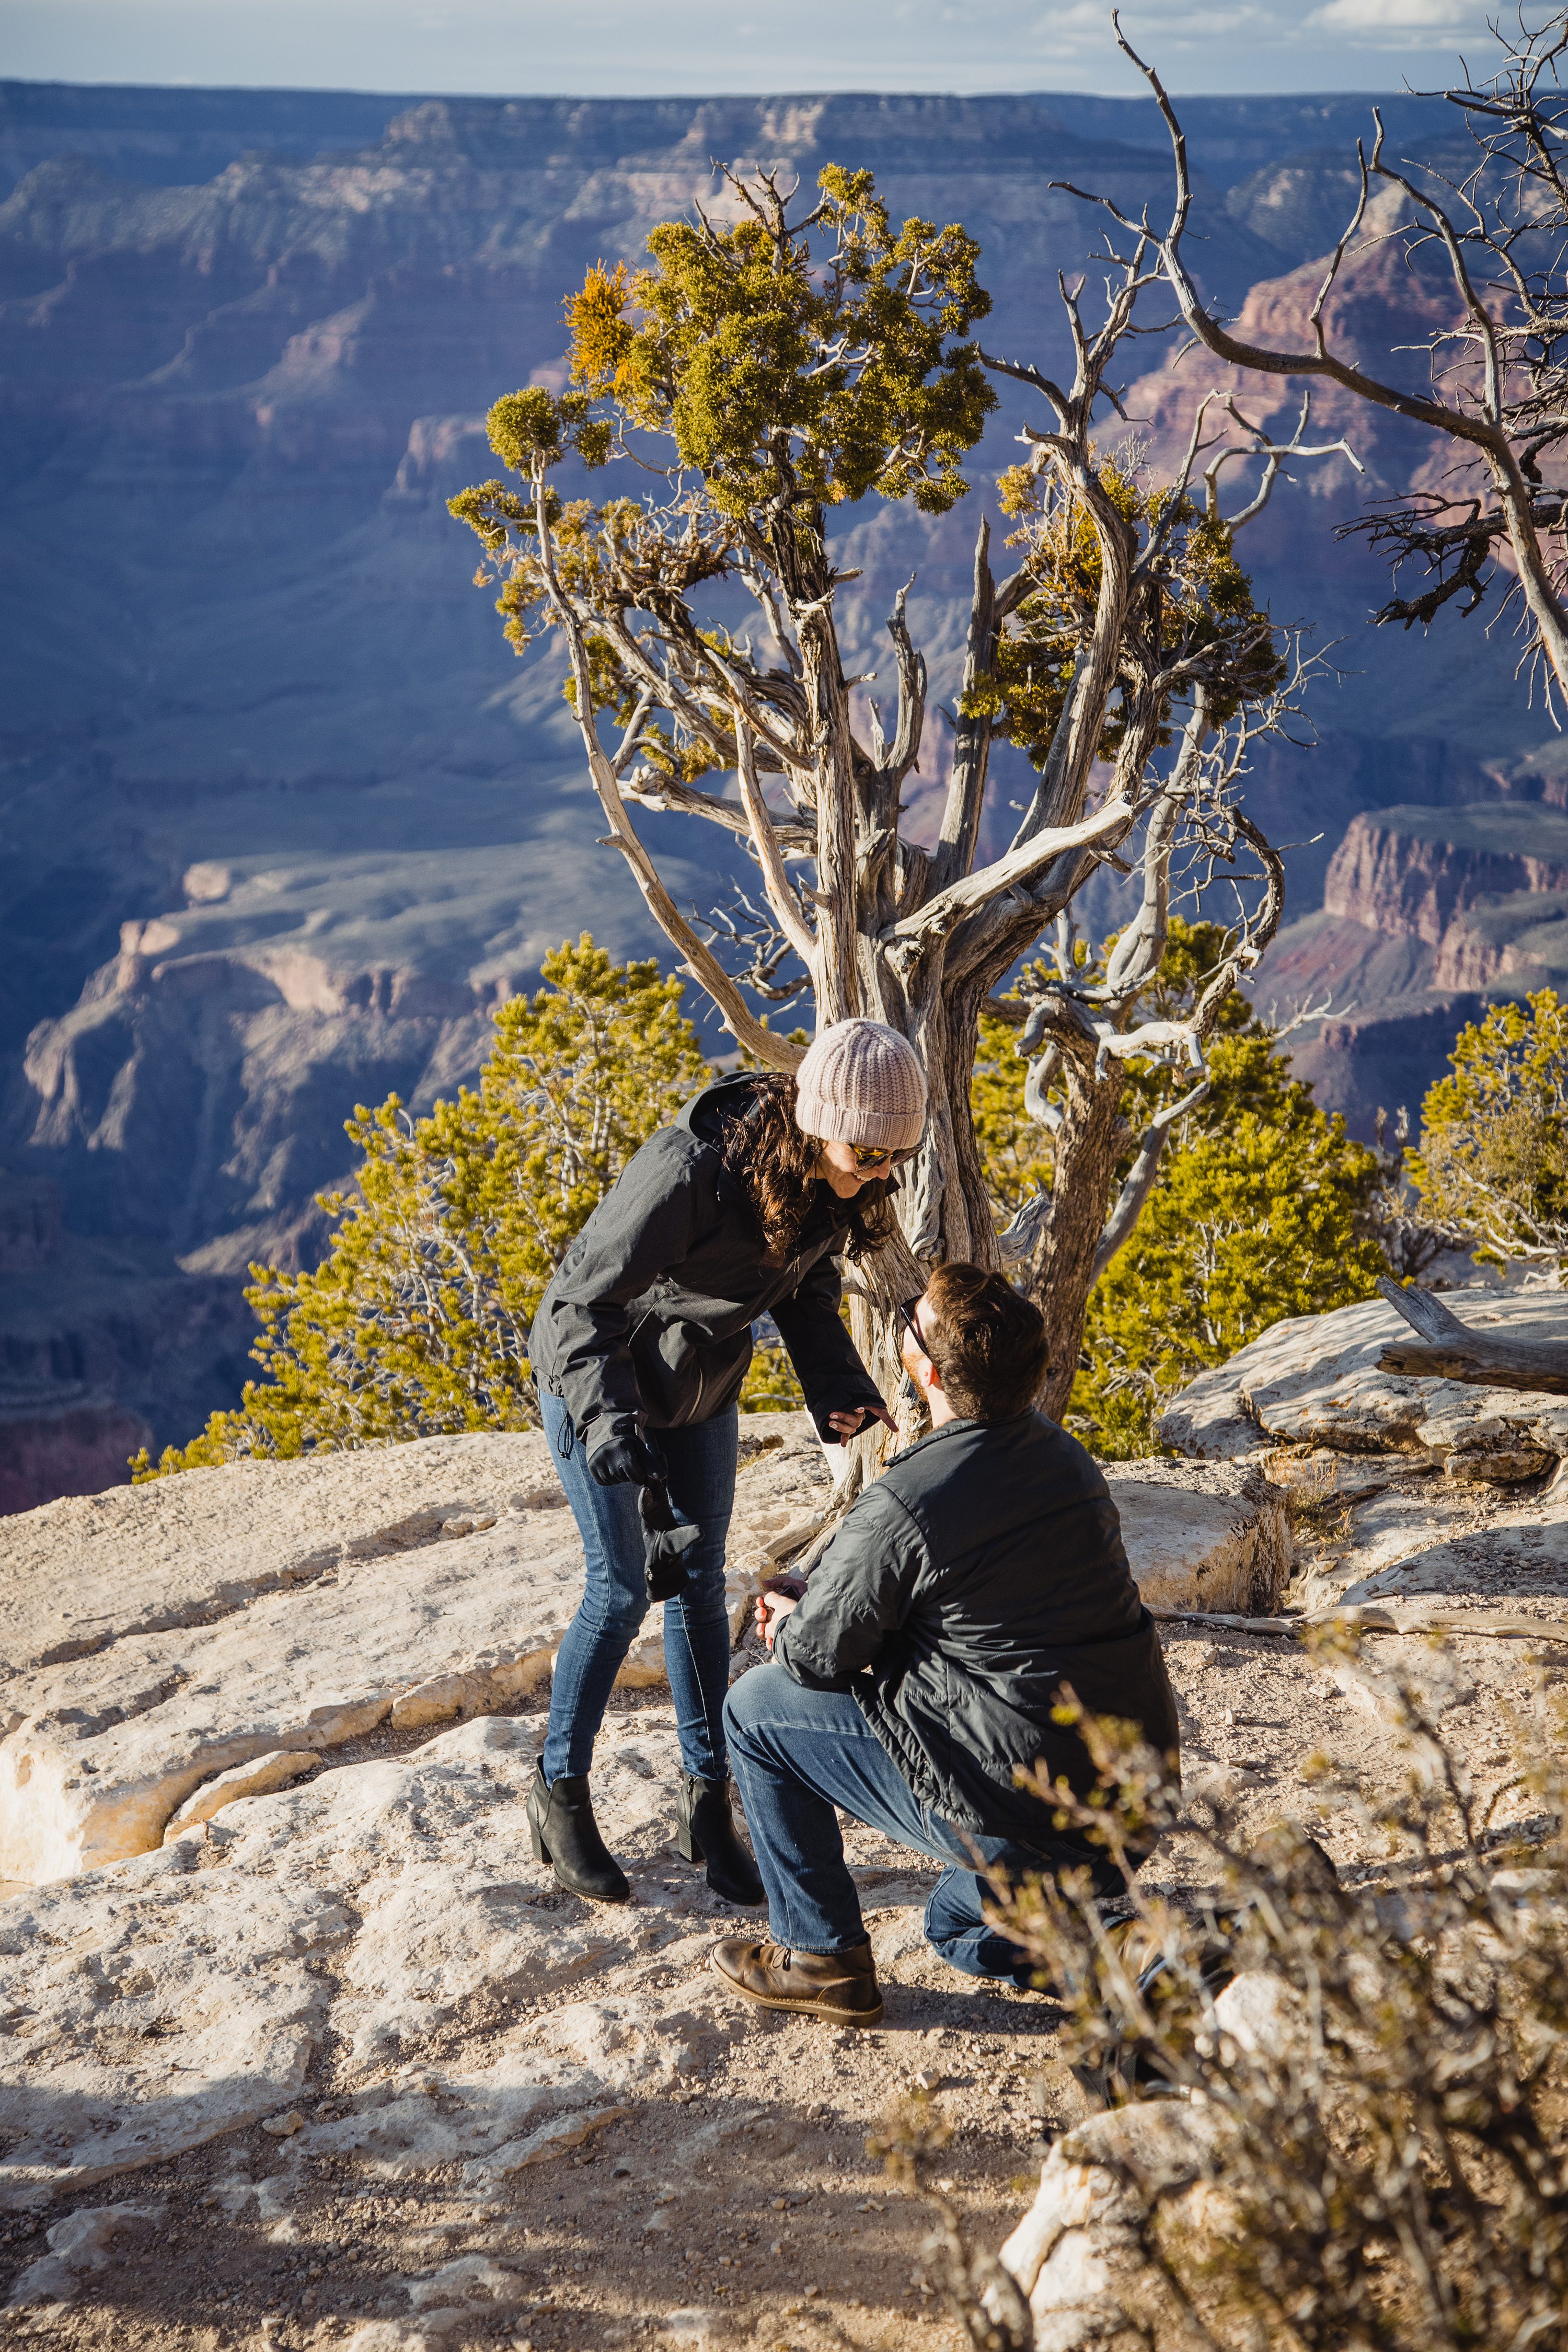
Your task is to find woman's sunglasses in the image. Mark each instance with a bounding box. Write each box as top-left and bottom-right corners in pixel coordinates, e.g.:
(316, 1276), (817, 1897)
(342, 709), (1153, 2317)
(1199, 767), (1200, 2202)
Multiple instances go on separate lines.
(849, 1140), (918, 1171)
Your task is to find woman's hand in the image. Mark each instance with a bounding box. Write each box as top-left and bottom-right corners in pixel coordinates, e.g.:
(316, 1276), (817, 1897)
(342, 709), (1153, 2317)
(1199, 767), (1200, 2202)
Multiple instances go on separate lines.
(826, 1404), (898, 1443)
(755, 1588), (801, 1647)
(587, 1425), (668, 1488)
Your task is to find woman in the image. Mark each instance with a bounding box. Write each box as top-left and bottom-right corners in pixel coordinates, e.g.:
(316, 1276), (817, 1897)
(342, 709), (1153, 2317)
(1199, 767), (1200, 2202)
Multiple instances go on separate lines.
(526, 1017), (927, 1907)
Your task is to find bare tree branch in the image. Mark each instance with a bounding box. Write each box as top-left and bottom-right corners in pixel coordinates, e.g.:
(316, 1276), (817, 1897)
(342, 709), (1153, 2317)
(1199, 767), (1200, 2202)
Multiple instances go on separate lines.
(531, 472), (803, 1072)
(1092, 1074), (1213, 1280)
(732, 705), (819, 972)
(621, 766), (815, 852)
(931, 521), (997, 892)
(883, 796), (1138, 963)
(1115, 5), (1568, 693)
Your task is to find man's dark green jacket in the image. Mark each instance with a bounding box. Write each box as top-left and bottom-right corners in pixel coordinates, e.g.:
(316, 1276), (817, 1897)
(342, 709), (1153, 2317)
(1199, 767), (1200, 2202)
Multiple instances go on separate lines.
(774, 1410), (1179, 1849)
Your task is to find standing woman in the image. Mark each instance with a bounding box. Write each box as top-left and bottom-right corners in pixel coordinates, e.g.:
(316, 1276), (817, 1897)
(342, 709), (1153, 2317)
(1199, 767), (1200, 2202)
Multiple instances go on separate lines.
(527, 1019), (927, 1907)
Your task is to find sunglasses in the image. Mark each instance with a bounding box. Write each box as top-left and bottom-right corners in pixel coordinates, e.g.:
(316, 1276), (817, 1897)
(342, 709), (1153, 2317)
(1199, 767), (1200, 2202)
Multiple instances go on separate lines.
(849, 1140), (917, 1171)
(896, 1294), (929, 1356)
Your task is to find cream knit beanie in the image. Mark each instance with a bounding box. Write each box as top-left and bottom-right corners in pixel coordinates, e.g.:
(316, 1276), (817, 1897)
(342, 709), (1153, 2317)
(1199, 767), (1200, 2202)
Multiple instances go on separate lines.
(793, 1019), (927, 1152)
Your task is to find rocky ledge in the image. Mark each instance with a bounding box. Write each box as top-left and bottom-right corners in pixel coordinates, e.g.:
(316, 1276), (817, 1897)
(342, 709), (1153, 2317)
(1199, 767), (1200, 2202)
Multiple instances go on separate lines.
(0, 1417), (1289, 1888)
(1159, 1281), (1568, 1616)
(1160, 1282), (1568, 1481)
(0, 1379), (1558, 2349)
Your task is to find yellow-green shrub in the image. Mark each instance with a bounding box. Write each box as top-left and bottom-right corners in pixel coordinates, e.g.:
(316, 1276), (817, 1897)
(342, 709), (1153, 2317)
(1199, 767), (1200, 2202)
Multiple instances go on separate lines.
(136, 936), (709, 1474)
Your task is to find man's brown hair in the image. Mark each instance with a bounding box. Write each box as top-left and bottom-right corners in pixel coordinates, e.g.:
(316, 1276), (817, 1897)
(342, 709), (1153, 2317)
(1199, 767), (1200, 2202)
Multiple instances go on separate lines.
(920, 1262), (1049, 1421)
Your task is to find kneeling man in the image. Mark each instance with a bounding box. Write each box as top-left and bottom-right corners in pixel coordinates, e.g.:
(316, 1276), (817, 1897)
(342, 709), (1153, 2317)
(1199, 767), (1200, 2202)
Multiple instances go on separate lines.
(713, 1262), (1179, 2027)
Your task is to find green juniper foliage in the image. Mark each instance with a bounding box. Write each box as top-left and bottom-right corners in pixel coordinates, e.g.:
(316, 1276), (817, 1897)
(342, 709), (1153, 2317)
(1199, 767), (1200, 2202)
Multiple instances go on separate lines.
(975, 452), (1287, 770)
(1414, 987), (1568, 1265)
(447, 166), (995, 783)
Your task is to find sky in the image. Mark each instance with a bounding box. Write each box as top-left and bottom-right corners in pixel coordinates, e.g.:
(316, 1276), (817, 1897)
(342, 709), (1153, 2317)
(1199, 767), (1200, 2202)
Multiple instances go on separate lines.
(0, 0), (1515, 99)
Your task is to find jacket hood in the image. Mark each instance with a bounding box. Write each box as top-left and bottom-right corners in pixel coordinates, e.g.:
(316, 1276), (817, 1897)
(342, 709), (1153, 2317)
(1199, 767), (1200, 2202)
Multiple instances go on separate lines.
(678, 1070), (767, 1152)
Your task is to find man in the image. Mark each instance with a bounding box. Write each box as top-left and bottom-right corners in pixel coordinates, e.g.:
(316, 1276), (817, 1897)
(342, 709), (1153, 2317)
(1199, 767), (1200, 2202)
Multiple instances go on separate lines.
(712, 1261), (1180, 2027)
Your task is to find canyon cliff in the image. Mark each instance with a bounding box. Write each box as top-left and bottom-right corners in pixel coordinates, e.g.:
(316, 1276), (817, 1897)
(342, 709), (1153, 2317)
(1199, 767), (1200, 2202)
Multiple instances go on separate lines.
(3, 78), (1567, 1503)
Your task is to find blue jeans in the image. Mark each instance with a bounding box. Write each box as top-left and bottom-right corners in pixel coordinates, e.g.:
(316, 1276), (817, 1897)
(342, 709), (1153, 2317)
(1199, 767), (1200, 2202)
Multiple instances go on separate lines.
(723, 1664), (1127, 1972)
(540, 1391), (737, 1783)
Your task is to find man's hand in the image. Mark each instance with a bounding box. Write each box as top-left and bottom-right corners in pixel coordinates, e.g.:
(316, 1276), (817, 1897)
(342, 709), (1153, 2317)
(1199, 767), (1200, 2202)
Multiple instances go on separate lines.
(825, 1404), (898, 1443)
(755, 1588), (801, 1648)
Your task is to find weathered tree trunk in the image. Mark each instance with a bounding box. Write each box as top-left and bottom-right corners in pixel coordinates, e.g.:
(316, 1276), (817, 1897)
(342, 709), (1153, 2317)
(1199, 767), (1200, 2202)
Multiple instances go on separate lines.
(1029, 1059), (1129, 1422)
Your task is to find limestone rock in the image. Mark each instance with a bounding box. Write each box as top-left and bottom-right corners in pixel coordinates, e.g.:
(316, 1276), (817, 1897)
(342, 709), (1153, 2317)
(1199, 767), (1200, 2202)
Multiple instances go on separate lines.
(0, 1416), (826, 1884)
(0, 1429), (567, 1678)
(6, 2199), (164, 2307)
(0, 1708), (710, 2201)
(1160, 1286), (1568, 1478)
(994, 2099), (1232, 2349)
(992, 1970), (1292, 2348)
(400, 2252), (523, 2314)
(1260, 1449), (1390, 1504)
(0, 1833), (338, 2197)
(1336, 1498), (1568, 1607)
(0, 1416), (1297, 1887)
(1104, 1461), (1291, 1616)
(162, 1749), (318, 1839)
(664, 2309), (735, 2347)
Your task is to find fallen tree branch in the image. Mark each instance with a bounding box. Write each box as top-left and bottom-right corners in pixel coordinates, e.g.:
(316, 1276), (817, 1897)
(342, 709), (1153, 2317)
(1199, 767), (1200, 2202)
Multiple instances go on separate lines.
(1375, 1274), (1568, 1394)
(1148, 1600), (1568, 1645)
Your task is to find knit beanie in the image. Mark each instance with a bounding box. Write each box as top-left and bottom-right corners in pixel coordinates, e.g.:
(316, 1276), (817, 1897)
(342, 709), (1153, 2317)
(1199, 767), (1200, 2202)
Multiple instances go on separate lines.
(793, 1019), (927, 1152)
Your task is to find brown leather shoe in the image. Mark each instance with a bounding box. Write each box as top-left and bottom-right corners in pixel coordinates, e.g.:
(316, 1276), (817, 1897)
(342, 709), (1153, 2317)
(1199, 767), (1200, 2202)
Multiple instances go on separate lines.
(710, 1935), (883, 2025)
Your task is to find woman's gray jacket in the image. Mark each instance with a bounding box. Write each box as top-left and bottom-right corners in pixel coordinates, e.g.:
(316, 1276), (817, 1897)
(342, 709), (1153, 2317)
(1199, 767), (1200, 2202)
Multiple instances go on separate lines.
(774, 1410), (1180, 1848)
(529, 1073), (884, 1463)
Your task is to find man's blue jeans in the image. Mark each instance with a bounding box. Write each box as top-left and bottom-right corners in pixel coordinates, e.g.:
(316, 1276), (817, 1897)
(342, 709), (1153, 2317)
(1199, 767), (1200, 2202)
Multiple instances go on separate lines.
(541, 1392), (736, 1784)
(724, 1663), (1126, 1976)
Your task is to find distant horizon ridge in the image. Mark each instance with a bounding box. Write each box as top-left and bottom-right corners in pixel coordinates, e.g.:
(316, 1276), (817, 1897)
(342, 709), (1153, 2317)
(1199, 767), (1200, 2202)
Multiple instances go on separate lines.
(0, 74), (1425, 108)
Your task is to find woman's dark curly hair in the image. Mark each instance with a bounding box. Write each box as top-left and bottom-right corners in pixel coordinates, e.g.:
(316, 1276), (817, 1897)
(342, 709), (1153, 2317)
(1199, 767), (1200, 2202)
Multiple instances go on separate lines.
(722, 1074), (896, 1264)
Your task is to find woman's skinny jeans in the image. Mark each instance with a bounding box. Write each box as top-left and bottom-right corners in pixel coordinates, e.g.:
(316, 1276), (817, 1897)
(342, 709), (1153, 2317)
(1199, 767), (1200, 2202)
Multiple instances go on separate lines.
(540, 1391), (737, 1785)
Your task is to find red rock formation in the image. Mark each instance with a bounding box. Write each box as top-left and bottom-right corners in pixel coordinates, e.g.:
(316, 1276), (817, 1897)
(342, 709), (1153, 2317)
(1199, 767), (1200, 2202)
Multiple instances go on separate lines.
(1324, 810), (1568, 944)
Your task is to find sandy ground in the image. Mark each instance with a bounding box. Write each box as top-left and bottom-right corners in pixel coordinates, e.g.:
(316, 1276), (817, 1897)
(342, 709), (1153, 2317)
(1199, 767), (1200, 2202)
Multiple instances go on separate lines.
(5, 1641), (1561, 2352)
(4, 1460), (1565, 2351)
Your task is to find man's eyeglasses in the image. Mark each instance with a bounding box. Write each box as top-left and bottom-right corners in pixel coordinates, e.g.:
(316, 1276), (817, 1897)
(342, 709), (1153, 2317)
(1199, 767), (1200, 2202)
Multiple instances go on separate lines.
(896, 1295), (929, 1357)
(849, 1140), (917, 1171)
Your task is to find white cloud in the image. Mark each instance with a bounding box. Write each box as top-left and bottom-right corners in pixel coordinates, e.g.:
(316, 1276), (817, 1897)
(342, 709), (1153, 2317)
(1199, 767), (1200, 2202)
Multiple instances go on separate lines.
(1028, 2), (1274, 50)
(1305, 0), (1477, 41)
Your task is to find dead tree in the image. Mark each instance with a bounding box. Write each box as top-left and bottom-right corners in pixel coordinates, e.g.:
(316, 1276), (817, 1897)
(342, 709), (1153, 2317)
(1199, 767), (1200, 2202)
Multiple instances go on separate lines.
(1122, 6), (1568, 702)
(453, 164), (1342, 1470)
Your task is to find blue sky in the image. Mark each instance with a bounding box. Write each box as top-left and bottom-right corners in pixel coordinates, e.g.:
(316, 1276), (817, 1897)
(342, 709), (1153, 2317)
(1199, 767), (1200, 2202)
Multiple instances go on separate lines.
(1, 0), (1511, 97)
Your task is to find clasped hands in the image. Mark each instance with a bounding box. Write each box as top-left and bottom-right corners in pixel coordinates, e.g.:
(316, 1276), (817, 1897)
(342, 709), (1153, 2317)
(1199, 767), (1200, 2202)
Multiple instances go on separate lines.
(755, 1575), (804, 1648)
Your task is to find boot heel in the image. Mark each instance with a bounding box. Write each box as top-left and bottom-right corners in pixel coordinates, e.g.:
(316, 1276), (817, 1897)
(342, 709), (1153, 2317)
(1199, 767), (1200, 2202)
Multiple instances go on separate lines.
(677, 1823), (703, 1864)
(529, 1818), (550, 1865)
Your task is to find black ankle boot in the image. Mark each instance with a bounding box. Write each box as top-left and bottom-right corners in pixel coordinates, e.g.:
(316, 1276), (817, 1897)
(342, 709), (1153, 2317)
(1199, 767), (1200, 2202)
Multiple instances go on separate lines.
(677, 1773), (765, 1908)
(527, 1760), (630, 1904)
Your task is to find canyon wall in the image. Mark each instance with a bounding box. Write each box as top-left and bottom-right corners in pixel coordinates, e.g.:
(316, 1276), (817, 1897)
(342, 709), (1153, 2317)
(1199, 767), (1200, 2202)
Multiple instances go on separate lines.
(1325, 808), (1568, 944)
(3, 77), (1568, 1502)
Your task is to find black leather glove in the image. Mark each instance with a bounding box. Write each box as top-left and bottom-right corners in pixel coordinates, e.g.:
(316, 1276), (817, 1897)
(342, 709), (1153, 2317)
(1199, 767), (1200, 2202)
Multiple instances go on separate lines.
(810, 1398), (881, 1446)
(639, 1479), (702, 1603)
(587, 1424), (668, 1489)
